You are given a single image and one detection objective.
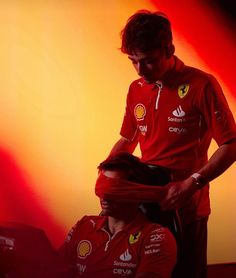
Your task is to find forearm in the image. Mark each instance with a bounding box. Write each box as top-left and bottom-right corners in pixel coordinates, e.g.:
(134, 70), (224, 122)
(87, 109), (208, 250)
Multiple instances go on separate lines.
(196, 139), (236, 183)
(160, 140), (236, 210)
(109, 136), (138, 157)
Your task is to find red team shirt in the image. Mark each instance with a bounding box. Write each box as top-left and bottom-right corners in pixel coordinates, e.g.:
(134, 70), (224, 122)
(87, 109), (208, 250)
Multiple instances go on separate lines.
(120, 57), (236, 221)
(61, 212), (176, 277)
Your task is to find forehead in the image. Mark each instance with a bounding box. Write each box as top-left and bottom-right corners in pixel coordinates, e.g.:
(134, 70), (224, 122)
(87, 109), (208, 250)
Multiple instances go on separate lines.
(128, 49), (163, 61)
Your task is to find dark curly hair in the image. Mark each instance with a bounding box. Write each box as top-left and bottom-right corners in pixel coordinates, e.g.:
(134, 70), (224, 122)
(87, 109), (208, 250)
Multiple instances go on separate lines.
(98, 152), (170, 186)
(120, 10), (173, 54)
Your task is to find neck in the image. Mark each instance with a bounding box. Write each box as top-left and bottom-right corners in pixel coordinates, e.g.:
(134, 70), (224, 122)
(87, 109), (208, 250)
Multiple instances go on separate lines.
(108, 217), (127, 235)
(108, 210), (138, 235)
(161, 56), (176, 83)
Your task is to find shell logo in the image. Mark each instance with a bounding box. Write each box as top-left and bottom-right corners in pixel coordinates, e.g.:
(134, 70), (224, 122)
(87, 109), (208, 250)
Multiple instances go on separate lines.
(77, 240), (92, 259)
(134, 104), (146, 121)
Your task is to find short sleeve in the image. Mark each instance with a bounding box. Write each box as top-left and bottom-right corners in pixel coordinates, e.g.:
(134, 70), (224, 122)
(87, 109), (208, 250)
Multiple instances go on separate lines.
(137, 225), (177, 278)
(59, 216), (88, 261)
(120, 86), (138, 141)
(198, 75), (236, 145)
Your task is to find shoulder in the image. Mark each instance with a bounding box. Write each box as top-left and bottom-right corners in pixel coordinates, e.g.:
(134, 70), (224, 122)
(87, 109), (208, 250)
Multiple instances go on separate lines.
(76, 215), (104, 229)
(64, 215), (102, 243)
(129, 78), (152, 93)
(180, 65), (224, 101)
(183, 64), (223, 93)
(135, 214), (176, 249)
(184, 66), (226, 102)
(136, 222), (177, 276)
(127, 79), (153, 103)
(133, 213), (175, 241)
(183, 64), (215, 84)
(174, 56), (215, 86)
(142, 222), (176, 245)
(130, 78), (145, 88)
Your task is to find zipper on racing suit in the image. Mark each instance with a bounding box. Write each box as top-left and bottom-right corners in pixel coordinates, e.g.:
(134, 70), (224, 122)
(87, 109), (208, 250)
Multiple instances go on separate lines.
(155, 81), (163, 110)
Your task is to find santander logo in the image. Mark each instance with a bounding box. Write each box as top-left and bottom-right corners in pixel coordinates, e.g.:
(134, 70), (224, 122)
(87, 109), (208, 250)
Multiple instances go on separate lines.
(172, 105), (185, 117)
(120, 249), (132, 261)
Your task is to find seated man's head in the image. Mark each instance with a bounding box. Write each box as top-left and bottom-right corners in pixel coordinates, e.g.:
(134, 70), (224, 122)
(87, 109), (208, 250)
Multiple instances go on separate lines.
(96, 152), (170, 219)
(97, 153), (140, 219)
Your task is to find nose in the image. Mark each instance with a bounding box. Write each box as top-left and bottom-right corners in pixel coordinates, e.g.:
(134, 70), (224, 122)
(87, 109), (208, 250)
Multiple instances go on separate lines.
(135, 62), (147, 76)
(101, 198), (110, 204)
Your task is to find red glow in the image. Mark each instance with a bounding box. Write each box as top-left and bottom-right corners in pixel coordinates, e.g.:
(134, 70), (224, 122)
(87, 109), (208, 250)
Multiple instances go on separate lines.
(0, 148), (65, 247)
(149, 0), (236, 99)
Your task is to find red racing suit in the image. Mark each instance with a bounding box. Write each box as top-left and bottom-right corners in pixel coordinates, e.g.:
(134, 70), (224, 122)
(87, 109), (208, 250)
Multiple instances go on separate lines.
(60, 212), (177, 277)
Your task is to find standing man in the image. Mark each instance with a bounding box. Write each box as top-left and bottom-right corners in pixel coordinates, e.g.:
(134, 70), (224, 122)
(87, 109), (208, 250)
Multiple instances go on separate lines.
(109, 10), (236, 278)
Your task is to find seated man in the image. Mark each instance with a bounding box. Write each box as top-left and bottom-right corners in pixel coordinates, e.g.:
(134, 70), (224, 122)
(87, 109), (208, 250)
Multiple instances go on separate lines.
(60, 152), (177, 278)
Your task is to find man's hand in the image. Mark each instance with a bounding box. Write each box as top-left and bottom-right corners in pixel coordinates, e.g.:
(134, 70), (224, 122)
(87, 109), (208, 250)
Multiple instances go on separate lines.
(159, 140), (236, 211)
(159, 177), (199, 211)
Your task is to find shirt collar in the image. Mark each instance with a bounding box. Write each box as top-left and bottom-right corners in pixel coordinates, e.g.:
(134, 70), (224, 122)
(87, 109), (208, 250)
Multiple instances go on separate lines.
(139, 55), (185, 89)
(162, 55), (185, 87)
(94, 210), (150, 234)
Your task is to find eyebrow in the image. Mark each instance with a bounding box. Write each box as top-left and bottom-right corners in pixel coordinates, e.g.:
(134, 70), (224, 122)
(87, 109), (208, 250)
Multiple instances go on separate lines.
(128, 56), (135, 61)
(128, 56), (148, 62)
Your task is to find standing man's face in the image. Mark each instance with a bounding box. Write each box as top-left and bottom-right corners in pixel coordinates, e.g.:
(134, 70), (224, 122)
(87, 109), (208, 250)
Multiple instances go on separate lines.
(128, 48), (170, 84)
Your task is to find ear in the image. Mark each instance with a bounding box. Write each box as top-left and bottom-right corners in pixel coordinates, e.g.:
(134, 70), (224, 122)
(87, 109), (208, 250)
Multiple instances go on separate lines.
(165, 44), (175, 58)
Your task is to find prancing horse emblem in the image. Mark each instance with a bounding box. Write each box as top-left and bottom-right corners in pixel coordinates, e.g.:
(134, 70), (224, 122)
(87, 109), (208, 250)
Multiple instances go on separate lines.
(178, 84), (189, 98)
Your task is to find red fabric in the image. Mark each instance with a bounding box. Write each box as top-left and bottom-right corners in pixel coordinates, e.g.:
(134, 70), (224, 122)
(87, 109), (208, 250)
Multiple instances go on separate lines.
(95, 172), (166, 202)
(120, 56), (236, 171)
(120, 56), (236, 221)
(60, 213), (177, 277)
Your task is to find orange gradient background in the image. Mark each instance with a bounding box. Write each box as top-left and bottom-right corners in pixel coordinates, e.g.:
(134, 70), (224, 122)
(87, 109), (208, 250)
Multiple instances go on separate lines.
(0, 0), (235, 264)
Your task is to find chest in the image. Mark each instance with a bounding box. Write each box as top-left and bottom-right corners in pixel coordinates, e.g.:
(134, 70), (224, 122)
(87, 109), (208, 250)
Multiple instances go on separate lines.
(74, 229), (142, 277)
(131, 85), (202, 137)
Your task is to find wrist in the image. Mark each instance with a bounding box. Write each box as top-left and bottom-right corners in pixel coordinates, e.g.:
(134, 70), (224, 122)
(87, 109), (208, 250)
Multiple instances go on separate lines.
(190, 173), (208, 189)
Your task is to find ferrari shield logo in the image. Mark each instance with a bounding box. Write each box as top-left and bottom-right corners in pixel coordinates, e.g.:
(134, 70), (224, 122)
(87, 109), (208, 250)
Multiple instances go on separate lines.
(129, 231), (141, 244)
(178, 84), (189, 98)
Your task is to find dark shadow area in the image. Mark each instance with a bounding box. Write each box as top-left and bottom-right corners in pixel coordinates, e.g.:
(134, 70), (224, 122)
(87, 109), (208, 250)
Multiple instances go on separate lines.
(208, 263), (236, 278)
(0, 222), (55, 277)
(212, 0), (236, 26)
(0, 222), (69, 277)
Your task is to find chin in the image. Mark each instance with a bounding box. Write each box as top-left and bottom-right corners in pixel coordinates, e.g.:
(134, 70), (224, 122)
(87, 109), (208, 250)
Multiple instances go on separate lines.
(102, 209), (119, 218)
(143, 78), (155, 84)
(101, 208), (112, 216)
